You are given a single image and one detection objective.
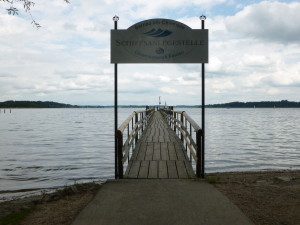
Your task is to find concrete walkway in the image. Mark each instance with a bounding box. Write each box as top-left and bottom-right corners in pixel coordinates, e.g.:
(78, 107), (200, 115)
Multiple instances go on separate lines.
(72, 179), (254, 225)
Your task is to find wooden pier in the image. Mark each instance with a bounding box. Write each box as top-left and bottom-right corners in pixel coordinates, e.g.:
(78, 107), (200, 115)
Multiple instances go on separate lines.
(116, 109), (203, 179)
(124, 111), (195, 179)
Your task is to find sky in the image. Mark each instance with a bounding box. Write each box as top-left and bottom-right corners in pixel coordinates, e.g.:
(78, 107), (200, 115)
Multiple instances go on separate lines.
(0, 0), (299, 106)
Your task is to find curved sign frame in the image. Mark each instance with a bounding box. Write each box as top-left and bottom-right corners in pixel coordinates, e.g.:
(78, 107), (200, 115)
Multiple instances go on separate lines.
(111, 18), (208, 64)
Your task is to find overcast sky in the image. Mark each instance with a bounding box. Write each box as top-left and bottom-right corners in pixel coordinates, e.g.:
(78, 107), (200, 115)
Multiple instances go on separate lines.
(0, 0), (299, 106)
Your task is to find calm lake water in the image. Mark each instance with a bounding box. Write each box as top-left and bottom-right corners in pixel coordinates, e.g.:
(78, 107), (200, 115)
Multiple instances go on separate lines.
(0, 108), (299, 200)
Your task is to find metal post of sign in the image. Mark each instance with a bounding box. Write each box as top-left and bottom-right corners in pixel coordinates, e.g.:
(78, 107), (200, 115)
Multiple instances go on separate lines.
(200, 15), (206, 178)
(113, 15), (119, 179)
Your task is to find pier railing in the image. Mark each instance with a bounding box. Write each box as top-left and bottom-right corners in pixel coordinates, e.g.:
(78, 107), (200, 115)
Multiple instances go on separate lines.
(116, 108), (155, 178)
(160, 109), (204, 178)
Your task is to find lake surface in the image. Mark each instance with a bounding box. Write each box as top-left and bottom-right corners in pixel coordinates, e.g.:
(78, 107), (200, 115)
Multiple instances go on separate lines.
(0, 108), (299, 200)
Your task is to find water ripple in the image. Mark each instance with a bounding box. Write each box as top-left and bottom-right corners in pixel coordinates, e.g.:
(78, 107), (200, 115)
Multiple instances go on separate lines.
(1, 108), (300, 199)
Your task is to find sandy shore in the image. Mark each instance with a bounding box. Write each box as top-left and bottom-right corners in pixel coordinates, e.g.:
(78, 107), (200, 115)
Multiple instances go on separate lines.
(207, 170), (300, 225)
(0, 183), (102, 225)
(0, 170), (299, 225)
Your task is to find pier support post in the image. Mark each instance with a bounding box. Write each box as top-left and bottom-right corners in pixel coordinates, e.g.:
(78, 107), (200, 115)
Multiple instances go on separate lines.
(196, 130), (202, 177)
(117, 131), (123, 179)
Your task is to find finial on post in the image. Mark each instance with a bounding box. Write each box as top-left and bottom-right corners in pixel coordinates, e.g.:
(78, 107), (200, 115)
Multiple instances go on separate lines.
(199, 15), (206, 29)
(113, 15), (119, 21)
(113, 15), (119, 30)
(199, 15), (206, 21)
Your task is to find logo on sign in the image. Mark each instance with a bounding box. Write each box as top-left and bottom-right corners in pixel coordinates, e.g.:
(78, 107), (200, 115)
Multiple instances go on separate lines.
(155, 47), (164, 54)
(144, 28), (173, 38)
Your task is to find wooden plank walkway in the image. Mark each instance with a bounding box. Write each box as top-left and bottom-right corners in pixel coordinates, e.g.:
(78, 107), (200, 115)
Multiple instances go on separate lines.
(124, 111), (195, 179)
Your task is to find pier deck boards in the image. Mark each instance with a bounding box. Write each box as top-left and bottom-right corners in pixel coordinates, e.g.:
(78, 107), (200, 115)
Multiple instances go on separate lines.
(124, 111), (195, 179)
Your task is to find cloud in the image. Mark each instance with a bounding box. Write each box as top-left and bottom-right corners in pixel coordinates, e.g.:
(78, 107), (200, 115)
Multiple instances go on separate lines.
(160, 87), (178, 94)
(263, 66), (300, 87)
(159, 76), (171, 83)
(0, 73), (15, 78)
(267, 88), (280, 95)
(207, 56), (223, 72)
(211, 79), (235, 93)
(242, 54), (273, 67)
(0, 0), (300, 105)
(225, 1), (300, 44)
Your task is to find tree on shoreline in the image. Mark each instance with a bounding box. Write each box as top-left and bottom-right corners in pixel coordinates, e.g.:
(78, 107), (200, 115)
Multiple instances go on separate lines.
(0, 0), (69, 28)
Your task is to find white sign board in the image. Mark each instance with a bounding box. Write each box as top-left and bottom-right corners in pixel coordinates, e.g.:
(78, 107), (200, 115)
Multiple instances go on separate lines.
(111, 19), (208, 63)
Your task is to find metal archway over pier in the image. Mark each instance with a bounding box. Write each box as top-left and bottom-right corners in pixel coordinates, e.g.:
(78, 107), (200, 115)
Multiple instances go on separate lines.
(111, 17), (208, 179)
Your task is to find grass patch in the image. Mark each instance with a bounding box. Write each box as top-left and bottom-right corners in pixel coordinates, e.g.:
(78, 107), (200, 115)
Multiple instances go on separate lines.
(205, 175), (221, 184)
(0, 207), (35, 225)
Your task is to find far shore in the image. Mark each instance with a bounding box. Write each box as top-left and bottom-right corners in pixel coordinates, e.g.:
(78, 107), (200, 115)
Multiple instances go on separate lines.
(1, 100), (300, 109)
(0, 169), (299, 225)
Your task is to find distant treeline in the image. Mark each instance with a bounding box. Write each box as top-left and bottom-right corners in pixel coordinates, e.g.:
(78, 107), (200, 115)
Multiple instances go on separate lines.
(206, 100), (300, 108)
(0, 101), (77, 108)
(0, 101), (151, 108)
(0, 101), (141, 108)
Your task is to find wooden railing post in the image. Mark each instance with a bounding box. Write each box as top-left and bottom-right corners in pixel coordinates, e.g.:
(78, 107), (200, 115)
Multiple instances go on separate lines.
(141, 112), (144, 132)
(180, 113), (184, 142)
(173, 112), (176, 133)
(135, 112), (138, 144)
(196, 129), (203, 178)
(189, 122), (192, 158)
